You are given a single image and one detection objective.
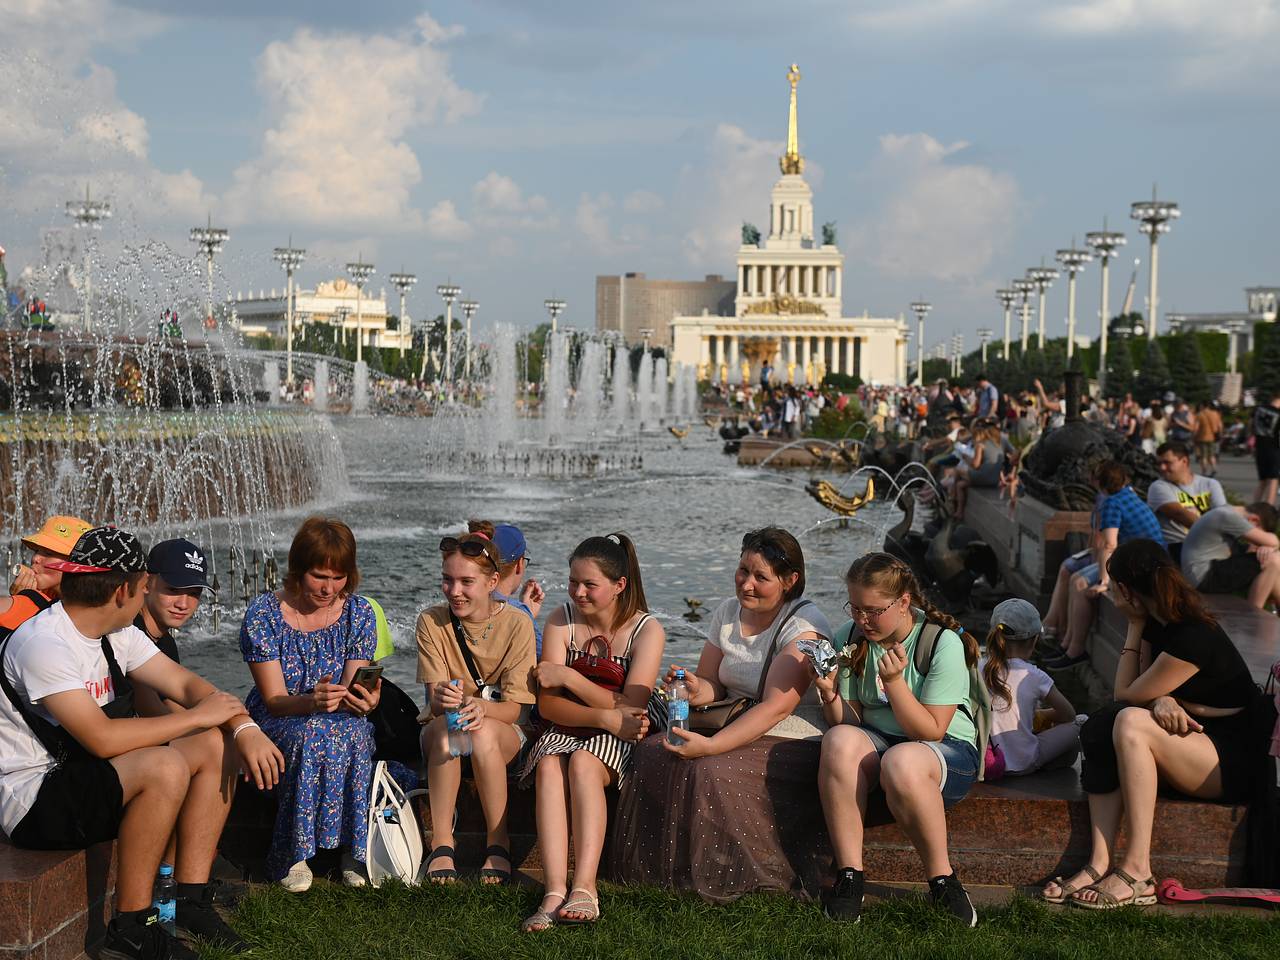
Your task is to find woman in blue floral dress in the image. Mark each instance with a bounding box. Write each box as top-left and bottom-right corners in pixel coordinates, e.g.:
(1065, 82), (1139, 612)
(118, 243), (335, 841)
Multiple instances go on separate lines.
(240, 517), (381, 891)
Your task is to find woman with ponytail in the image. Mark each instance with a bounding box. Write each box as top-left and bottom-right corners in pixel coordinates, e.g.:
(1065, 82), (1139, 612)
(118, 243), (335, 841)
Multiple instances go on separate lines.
(519, 533), (664, 929)
(814, 552), (982, 926)
(1045, 538), (1261, 910)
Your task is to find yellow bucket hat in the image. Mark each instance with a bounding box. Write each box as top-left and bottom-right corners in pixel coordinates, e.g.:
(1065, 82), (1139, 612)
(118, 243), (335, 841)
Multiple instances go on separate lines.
(21, 515), (94, 558)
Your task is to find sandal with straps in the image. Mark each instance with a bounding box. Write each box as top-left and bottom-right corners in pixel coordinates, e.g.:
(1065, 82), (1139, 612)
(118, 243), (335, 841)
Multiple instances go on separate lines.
(558, 887), (600, 924)
(479, 844), (512, 885)
(1071, 868), (1157, 910)
(521, 890), (566, 933)
(424, 845), (458, 884)
(1041, 864), (1102, 904)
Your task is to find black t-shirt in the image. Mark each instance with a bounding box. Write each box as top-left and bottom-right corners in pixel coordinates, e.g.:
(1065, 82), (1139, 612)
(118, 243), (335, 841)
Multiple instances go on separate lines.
(132, 613), (180, 665)
(1142, 618), (1255, 709)
(1254, 405), (1280, 445)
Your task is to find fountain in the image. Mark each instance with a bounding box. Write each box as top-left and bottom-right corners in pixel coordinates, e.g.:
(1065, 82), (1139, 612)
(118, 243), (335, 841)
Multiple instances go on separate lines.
(636, 351), (654, 430)
(653, 356), (669, 425)
(610, 343), (630, 430)
(262, 361), (280, 406)
(543, 331), (569, 443)
(351, 360), (369, 415)
(575, 339), (604, 440)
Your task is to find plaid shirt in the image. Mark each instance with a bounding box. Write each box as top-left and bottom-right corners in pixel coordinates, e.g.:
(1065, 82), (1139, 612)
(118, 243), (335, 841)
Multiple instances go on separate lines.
(1099, 486), (1167, 547)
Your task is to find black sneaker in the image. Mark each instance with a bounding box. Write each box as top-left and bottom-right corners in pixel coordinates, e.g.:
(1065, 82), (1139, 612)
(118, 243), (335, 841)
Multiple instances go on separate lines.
(928, 872), (978, 927)
(175, 882), (251, 953)
(824, 867), (865, 923)
(100, 910), (198, 960)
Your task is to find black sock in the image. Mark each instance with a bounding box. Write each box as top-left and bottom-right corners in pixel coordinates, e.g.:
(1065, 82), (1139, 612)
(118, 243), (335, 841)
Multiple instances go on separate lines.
(114, 907), (156, 928)
(176, 881), (208, 900)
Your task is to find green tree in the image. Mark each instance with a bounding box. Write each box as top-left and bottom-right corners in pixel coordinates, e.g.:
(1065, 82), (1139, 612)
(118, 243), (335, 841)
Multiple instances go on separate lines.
(1133, 338), (1172, 402)
(1103, 336), (1135, 399)
(1166, 332), (1211, 403)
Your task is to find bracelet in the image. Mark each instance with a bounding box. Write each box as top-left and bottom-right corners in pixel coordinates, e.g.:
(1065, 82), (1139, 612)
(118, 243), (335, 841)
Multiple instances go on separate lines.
(232, 721), (260, 739)
(820, 691), (837, 705)
(1121, 647), (1140, 655)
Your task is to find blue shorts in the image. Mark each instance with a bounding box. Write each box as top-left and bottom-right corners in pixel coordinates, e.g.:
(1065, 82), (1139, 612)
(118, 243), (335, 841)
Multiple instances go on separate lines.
(852, 725), (980, 807)
(1062, 550), (1093, 575)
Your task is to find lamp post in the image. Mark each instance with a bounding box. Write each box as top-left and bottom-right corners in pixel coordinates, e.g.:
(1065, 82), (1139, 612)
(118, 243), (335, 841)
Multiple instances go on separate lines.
(388, 269), (417, 361)
(977, 327), (992, 366)
(332, 305), (351, 345)
(272, 239), (306, 385)
(1227, 319), (1246, 375)
(909, 300), (931, 386)
(1055, 242), (1092, 360)
(996, 289), (1016, 359)
(461, 300), (479, 381)
(437, 282), (461, 388)
(1027, 265), (1059, 350)
(639, 327), (654, 354)
(190, 214), (229, 331)
(1130, 187), (1180, 339)
(345, 256), (375, 365)
(544, 297), (566, 335)
(65, 184), (111, 332)
(1084, 224), (1126, 394)
(1012, 279), (1036, 352)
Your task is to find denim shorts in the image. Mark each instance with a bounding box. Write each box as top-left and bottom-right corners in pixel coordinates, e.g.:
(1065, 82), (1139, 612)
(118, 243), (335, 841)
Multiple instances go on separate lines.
(1062, 550), (1094, 576)
(851, 725), (980, 807)
(1066, 560), (1101, 586)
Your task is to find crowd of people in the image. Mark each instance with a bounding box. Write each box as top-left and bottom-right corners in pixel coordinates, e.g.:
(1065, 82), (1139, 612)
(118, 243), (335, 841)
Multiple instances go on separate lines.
(2, 483), (1276, 957)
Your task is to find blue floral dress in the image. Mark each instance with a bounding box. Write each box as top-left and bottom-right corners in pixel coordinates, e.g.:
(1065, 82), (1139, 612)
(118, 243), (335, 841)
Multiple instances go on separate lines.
(240, 592), (377, 880)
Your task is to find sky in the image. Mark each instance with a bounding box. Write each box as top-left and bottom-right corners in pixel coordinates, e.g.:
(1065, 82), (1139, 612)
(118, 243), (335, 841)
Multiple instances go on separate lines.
(2, 0), (1278, 356)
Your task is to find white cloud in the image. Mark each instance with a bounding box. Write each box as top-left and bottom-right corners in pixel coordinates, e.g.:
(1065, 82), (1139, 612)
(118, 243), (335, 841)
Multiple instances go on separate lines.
(425, 200), (473, 241)
(223, 14), (482, 229)
(623, 189), (665, 213)
(680, 123), (785, 266)
(854, 133), (1020, 282)
(472, 172), (548, 213)
(575, 193), (614, 247)
(1041, 0), (1279, 40)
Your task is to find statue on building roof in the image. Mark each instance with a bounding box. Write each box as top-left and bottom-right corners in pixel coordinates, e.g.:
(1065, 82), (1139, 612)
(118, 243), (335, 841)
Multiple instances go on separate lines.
(779, 63), (805, 175)
(741, 222), (761, 246)
(822, 221), (837, 246)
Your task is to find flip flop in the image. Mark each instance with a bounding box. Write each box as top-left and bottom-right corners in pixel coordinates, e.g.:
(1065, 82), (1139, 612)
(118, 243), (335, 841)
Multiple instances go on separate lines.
(479, 844), (512, 885)
(1042, 864), (1102, 904)
(558, 887), (600, 924)
(521, 890), (566, 933)
(1071, 868), (1157, 910)
(425, 845), (458, 883)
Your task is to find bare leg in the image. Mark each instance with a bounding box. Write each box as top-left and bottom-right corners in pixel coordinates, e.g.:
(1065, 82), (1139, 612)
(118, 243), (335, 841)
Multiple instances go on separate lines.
(422, 717), (460, 875)
(817, 726), (880, 870)
(560, 751), (612, 920)
(109, 746), (192, 912)
(1043, 789), (1119, 900)
(879, 743), (951, 878)
(530, 755), (571, 926)
(1246, 553), (1280, 610)
(167, 727), (237, 884)
(1043, 563), (1073, 638)
(1063, 575), (1095, 658)
(469, 720), (522, 880)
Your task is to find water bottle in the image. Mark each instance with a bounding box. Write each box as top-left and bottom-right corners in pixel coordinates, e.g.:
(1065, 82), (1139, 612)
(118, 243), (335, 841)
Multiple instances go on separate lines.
(153, 863), (176, 935)
(445, 680), (472, 758)
(667, 669), (690, 746)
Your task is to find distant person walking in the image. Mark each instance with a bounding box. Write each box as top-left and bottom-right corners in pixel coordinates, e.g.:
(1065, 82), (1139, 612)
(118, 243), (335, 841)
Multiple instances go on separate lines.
(1252, 391), (1280, 507)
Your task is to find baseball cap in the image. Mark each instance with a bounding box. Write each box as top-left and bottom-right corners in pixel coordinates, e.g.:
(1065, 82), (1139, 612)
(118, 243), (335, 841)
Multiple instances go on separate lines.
(21, 515), (94, 557)
(492, 524), (528, 565)
(45, 527), (147, 574)
(989, 598), (1042, 641)
(146, 538), (209, 590)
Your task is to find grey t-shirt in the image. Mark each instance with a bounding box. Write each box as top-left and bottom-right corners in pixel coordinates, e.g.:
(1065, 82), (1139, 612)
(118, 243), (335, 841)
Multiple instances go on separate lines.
(1147, 475), (1227, 544)
(1181, 507), (1254, 587)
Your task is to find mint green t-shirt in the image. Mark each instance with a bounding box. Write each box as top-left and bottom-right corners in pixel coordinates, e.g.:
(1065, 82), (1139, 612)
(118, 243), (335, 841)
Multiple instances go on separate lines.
(834, 613), (976, 747)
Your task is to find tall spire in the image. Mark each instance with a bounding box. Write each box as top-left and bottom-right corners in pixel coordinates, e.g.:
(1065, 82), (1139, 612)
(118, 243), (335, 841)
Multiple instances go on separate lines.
(780, 63), (804, 175)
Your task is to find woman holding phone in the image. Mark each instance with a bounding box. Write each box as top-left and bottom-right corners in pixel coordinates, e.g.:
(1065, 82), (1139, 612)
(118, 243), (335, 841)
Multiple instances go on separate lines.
(240, 517), (382, 892)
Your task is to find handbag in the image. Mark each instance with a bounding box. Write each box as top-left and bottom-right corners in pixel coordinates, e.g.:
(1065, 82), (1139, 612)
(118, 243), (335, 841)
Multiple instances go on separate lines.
(689, 599), (814, 734)
(555, 636), (627, 739)
(368, 677), (424, 765)
(366, 761), (428, 887)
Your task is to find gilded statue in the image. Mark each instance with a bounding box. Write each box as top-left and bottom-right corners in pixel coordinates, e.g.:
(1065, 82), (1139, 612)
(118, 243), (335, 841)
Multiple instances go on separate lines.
(743, 294), (825, 317)
(780, 63), (804, 175)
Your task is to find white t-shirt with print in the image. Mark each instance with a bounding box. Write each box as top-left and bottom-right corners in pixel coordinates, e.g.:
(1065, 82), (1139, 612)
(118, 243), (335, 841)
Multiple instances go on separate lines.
(0, 604), (159, 835)
(707, 597), (832, 703)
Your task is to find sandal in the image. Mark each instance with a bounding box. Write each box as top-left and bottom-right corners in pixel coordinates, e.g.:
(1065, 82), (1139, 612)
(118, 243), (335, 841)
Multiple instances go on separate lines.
(1071, 868), (1157, 910)
(1041, 864), (1101, 904)
(558, 887), (600, 924)
(479, 844), (512, 885)
(424, 845), (458, 884)
(521, 890), (566, 933)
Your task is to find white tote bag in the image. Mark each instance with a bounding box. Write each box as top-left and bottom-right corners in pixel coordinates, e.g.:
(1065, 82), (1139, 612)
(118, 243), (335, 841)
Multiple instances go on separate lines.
(366, 761), (428, 887)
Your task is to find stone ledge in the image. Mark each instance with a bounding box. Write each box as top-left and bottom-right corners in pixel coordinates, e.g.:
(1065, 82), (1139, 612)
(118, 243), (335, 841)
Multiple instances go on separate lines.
(0, 838), (113, 960)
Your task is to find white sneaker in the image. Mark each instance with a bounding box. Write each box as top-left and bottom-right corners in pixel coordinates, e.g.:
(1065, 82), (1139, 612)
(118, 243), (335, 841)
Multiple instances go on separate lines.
(340, 851), (367, 888)
(280, 860), (313, 893)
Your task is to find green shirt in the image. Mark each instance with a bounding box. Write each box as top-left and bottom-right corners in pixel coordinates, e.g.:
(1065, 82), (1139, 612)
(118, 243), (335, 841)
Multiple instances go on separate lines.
(834, 613), (976, 747)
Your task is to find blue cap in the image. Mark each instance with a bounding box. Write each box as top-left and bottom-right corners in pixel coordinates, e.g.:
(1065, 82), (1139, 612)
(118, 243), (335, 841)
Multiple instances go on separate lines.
(146, 538), (209, 590)
(492, 524), (527, 564)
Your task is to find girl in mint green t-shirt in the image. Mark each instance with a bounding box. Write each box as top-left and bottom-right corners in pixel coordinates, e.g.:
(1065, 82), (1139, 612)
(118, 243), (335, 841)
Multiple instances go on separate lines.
(813, 552), (982, 927)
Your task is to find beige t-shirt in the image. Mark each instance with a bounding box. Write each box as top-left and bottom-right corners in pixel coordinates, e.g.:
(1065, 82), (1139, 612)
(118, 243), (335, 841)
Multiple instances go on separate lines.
(415, 603), (537, 704)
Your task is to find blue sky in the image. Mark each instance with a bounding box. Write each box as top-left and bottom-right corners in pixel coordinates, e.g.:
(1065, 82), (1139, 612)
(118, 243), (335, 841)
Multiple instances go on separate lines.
(2, 0), (1277, 355)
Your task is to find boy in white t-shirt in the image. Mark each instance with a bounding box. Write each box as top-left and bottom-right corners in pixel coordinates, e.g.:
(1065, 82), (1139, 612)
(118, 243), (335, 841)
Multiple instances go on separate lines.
(0, 527), (283, 960)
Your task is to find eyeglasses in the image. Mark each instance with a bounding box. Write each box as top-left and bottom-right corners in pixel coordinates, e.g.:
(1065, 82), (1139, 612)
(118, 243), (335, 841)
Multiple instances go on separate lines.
(741, 531), (791, 569)
(439, 537), (499, 569)
(843, 597), (904, 621)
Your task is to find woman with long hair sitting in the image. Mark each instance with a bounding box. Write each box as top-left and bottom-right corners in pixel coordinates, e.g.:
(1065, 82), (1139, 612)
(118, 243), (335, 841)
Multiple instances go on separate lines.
(1043, 538), (1263, 909)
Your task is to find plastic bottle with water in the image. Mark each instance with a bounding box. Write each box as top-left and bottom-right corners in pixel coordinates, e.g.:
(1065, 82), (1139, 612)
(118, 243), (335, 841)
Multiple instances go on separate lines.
(153, 863), (176, 935)
(445, 679), (473, 758)
(667, 669), (690, 745)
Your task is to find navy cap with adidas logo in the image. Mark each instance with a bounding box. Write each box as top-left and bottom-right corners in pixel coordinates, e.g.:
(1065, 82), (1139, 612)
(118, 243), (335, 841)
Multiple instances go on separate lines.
(45, 526), (147, 575)
(146, 537), (209, 590)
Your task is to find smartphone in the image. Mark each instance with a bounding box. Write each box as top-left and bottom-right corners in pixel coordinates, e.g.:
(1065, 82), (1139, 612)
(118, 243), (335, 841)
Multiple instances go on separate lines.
(352, 664), (384, 691)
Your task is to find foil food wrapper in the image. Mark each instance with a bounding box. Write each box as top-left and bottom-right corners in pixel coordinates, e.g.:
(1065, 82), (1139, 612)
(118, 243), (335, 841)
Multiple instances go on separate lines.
(797, 638), (840, 677)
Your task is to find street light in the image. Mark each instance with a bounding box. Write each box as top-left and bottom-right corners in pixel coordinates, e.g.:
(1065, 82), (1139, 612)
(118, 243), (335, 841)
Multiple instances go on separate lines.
(190, 214), (229, 331)
(388, 269), (417, 361)
(65, 184), (111, 332)
(437, 282), (462, 388)
(996, 289), (1016, 359)
(909, 300), (931, 386)
(272, 239), (306, 385)
(544, 297), (566, 335)
(1012, 279), (1036, 352)
(1084, 223), (1126, 394)
(1055, 241), (1092, 360)
(977, 327), (992, 366)
(461, 300), (479, 381)
(638, 327), (654, 353)
(345, 255), (376, 365)
(1131, 187), (1180, 339)
(1027, 265), (1059, 350)
(1226, 319), (1247, 375)
(332, 305), (351, 345)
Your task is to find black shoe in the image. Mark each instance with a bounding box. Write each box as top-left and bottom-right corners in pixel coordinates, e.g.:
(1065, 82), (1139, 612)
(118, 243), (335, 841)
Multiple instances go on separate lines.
(928, 872), (978, 927)
(175, 882), (251, 953)
(100, 910), (198, 960)
(824, 867), (865, 923)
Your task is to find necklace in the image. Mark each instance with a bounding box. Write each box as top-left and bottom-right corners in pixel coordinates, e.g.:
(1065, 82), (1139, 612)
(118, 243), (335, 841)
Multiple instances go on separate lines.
(459, 602), (504, 645)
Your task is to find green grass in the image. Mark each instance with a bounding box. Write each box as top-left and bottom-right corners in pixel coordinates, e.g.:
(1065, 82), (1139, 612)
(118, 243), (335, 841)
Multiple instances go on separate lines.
(209, 881), (1280, 960)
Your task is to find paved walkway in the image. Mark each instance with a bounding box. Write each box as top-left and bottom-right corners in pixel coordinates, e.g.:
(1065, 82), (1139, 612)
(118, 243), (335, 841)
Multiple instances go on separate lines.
(1214, 452), (1267, 502)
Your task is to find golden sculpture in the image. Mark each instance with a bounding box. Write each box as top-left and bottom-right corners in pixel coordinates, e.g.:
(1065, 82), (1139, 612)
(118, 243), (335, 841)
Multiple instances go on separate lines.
(780, 63), (804, 175)
(668, 426), (690, 439)
(743, 294), (825, 316)
(804, 477), (876, 516)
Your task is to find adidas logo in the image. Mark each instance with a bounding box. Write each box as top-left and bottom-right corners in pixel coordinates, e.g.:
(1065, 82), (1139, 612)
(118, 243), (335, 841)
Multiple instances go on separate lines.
(184, 550), (205, 572)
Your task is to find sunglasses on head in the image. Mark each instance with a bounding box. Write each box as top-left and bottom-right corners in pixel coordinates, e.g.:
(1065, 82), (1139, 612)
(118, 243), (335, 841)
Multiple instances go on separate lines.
(439, 536), (499, 567)
(741, 531), (791, 569)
